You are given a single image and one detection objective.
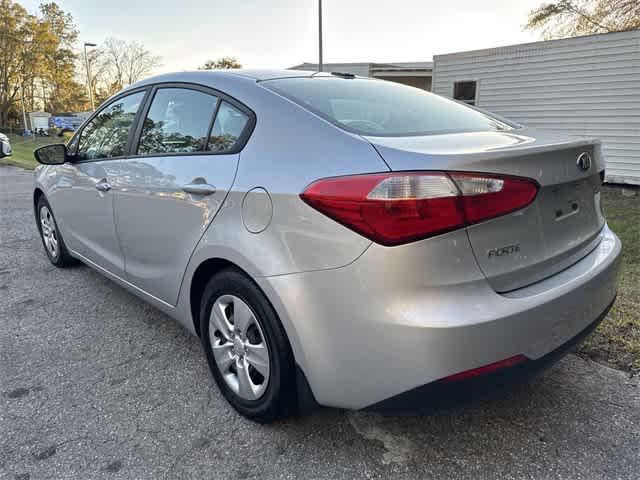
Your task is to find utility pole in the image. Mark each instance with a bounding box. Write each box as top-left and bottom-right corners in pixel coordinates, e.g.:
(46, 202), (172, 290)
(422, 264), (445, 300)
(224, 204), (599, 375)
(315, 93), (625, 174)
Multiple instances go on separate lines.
(84, 42), (97, 111)
(318, 0), (323, 72)
(20, 80), (28, 134)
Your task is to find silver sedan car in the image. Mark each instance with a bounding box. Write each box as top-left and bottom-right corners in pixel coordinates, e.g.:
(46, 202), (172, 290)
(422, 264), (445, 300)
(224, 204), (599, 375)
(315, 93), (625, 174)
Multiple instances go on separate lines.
(32, 70), (621, 422)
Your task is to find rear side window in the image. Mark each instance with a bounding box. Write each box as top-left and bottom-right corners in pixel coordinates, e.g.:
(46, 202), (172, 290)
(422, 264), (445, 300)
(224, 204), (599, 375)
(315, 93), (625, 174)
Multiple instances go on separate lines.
(207, 101), (249, 153)
(138, 88), (218, 155)
(76, 91), (145, 160)
(262, 77), (508, 136)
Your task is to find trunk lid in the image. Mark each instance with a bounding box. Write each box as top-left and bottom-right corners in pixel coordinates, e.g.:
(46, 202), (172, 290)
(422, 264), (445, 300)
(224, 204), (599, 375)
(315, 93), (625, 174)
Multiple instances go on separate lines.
(366, 128), (606, 292)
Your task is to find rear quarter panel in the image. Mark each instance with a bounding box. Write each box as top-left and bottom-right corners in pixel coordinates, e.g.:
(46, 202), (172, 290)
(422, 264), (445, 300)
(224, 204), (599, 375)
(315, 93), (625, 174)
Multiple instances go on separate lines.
(173, 78), (389, 340)
(182, 80), (391, 277)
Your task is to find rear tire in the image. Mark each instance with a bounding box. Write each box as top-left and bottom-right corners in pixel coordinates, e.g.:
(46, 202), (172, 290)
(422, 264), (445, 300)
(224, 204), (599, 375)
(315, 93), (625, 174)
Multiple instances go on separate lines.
(36, 196), (76, 268)
(200, 268), (297, 422)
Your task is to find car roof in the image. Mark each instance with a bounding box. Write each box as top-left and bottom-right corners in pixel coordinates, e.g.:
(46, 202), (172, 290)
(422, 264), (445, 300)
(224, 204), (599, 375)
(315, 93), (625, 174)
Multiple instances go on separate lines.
(119, 70), (320, 99)
(128, 69), (316, 88)
(124, 70), (381, 98)
(228, 69), (317, 80)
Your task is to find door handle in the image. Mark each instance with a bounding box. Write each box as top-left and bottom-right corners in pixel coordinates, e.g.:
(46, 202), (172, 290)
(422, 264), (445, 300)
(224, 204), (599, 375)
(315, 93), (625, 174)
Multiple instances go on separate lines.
(181, 180), (216, 196)
(95, 179), (112, 192)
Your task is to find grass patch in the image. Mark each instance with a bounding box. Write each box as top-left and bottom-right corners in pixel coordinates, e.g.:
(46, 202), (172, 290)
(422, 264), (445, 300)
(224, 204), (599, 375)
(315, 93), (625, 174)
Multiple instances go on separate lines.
(577, 186), (640, 374)
(0, 134), (56, 170)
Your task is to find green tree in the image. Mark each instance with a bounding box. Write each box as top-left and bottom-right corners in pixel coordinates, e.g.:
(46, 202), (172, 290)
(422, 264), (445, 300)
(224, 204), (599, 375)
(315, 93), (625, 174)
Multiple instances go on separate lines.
(39, 2), (85, 113)
(39, 2), (76, 44)
(199, 57), (242, 70)
(526, 0), (640, 38)
(0, 0), (50, 126)
(0, 1), (84, 127)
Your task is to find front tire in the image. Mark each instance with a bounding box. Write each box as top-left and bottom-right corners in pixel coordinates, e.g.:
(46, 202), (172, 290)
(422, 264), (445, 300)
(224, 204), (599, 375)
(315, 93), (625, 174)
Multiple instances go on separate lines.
(36, 196), (75, 267)
(200, 268), (297, 422)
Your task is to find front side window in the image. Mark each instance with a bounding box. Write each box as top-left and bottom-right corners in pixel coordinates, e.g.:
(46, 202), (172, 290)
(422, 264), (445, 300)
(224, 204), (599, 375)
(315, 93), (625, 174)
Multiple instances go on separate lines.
(207, 101), (249, 153)
(76, 91), (145, 160)
(263, 77), (505, 136)
(138, 88), (218, 155)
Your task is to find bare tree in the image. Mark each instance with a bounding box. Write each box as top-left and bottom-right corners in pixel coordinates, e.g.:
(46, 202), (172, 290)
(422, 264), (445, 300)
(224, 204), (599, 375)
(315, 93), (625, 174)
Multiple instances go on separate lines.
(123, 41), (161, 84)
(89, 38), (162, 101)
(526, 0), (640, 38)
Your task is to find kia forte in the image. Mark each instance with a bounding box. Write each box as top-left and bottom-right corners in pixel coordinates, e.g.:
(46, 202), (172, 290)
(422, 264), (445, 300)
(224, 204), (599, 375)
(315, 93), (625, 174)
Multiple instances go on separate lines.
(32, 70), (621, 422)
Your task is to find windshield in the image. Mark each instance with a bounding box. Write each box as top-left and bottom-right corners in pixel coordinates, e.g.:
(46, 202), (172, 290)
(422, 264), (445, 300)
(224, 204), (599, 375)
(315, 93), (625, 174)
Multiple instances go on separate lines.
(262, 77), (511, 137)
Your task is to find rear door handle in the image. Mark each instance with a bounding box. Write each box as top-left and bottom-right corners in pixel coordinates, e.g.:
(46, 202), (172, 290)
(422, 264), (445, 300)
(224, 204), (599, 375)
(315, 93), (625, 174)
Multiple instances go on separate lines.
(95, 179), (112, 192)
(181, 180), (216, 196)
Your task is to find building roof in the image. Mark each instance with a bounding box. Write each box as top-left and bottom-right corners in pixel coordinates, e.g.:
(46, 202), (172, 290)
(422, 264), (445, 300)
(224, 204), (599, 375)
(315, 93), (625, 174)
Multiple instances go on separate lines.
(434, 29), (640, 60)
(372, 61), (433, 70)
(290, 61), (433, 73)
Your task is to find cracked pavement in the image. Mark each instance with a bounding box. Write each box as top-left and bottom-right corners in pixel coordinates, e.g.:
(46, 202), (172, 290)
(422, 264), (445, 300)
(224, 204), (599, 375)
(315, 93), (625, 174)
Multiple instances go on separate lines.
(1, 164), (639, 479)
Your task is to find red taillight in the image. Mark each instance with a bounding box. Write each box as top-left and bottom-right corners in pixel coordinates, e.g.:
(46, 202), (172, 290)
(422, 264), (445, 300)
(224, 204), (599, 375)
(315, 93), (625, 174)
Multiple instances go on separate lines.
(300, 171), (538, 246)
(440, 355), (527, 383)
(450, 172), (539, 224)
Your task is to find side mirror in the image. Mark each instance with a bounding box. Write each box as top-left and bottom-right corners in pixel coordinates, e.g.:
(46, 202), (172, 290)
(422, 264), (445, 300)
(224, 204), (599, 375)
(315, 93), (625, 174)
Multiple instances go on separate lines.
(34, 144), (68, 165)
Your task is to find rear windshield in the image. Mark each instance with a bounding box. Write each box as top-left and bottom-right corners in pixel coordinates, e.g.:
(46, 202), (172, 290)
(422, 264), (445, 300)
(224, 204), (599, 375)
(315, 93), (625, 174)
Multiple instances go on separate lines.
(262, 77), (510, 136)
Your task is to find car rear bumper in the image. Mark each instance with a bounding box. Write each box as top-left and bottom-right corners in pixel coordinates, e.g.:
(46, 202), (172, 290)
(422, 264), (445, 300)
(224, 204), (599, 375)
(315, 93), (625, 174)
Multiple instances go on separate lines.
(258, 225), (621, 410)
(367, 296), (615, 413)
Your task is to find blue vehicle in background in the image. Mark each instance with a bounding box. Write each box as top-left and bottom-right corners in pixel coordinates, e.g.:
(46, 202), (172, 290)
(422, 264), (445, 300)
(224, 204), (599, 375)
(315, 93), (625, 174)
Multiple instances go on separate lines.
(49, 115), (85, 131)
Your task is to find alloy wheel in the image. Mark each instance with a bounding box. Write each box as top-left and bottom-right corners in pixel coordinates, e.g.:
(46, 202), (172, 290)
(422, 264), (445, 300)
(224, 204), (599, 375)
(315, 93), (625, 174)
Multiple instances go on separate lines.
(209, 294), (270, 400)
(40, 206), (59, 259)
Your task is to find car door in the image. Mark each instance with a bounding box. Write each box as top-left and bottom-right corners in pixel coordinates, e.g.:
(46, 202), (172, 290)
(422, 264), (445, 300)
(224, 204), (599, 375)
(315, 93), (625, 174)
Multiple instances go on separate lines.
(111, 84), (254, 305)
(53, 89), (148, 277)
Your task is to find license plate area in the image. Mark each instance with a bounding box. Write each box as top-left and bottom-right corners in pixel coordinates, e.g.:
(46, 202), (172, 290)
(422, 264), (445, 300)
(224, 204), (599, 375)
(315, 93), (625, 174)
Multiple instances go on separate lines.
(540, 175), (602, 248)
(550, 178), (593, 222)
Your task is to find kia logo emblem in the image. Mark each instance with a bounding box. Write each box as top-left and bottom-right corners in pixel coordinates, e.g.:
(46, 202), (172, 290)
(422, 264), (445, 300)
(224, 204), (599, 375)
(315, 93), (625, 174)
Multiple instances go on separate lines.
(577, 152), (592, 171)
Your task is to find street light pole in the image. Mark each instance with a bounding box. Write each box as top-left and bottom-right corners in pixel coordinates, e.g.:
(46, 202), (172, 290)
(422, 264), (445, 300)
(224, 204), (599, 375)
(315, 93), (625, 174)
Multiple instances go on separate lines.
(20, 80), (28, 135)
(318, 0), (323, 72)
(83, 42), (97, 111)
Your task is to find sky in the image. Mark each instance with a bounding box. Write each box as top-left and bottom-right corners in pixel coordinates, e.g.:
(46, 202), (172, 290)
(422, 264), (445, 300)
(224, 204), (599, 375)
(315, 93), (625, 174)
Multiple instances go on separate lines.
(22, 0), (544, 72)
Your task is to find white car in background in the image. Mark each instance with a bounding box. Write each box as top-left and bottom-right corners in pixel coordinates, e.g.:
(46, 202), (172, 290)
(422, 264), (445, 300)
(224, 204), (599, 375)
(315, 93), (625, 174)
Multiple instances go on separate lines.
(0, 133), (12, 158)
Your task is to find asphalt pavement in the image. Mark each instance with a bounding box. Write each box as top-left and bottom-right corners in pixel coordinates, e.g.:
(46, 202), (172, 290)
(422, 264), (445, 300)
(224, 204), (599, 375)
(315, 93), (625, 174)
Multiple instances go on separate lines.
(1, 164), (639, 480)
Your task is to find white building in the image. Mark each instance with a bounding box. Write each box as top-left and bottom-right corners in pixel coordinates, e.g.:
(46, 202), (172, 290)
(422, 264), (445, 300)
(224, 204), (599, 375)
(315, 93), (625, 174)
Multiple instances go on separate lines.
(28, 111), (51, 132)
(433, 30), (640, 185)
